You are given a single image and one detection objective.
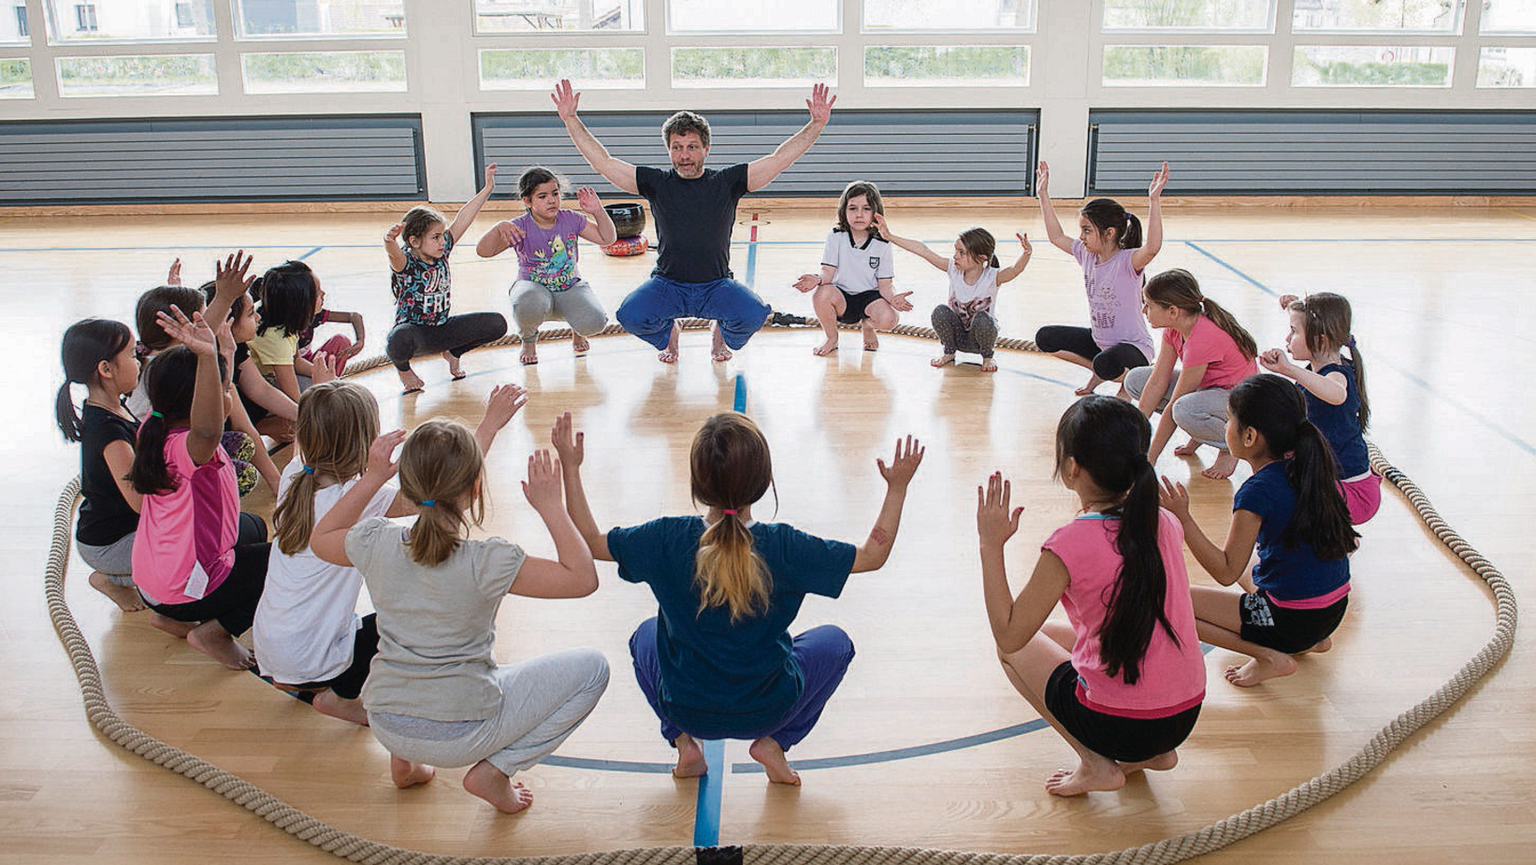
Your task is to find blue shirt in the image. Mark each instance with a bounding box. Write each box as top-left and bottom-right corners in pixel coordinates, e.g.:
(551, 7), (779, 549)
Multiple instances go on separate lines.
(1234, 462), (1350, 602)
(1299, 363), (1369, 477)
(607, 516), (855, 737)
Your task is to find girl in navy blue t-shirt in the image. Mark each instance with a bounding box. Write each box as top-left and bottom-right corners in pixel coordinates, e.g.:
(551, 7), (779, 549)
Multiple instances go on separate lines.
(1159, 375), (1359, 687)
(553, 410), (923, 785)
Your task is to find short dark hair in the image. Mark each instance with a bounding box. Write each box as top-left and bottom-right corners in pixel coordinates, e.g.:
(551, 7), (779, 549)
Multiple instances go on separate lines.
(662, 111), (711, 149)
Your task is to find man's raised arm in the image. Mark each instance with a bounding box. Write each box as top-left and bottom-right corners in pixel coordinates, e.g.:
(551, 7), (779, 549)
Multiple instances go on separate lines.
(552, 79), (639, 195)
(747, 83), (835, 193)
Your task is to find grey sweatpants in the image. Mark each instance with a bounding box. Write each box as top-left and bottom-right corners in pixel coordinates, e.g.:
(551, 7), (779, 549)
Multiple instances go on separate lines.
(510, 280), (610, 342)
(368, 647), (609, 777)
(931, 305), (998, 358)
(1124, 366), (1233, 451)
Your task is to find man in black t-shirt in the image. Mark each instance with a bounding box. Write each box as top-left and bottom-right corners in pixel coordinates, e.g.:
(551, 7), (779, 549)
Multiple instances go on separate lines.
(553, 79), (835, 363)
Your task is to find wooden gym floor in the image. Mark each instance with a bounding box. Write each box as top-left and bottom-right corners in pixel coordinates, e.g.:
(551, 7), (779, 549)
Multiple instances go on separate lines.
(0, 202), (1532, 863)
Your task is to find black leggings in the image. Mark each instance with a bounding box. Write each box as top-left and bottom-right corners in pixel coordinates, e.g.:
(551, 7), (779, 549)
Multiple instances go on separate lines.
(1035, 325), (1150, 381)
(386, 312), (508, 371)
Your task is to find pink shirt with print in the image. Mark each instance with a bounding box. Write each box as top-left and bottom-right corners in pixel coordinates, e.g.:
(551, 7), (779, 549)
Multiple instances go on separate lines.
(1162, 315), (1258, 390)
(131, 429), (240, 605)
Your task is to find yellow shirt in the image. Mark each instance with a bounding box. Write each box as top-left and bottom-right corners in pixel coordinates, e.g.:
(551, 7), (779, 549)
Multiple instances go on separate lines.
(246, 328), (299, 378)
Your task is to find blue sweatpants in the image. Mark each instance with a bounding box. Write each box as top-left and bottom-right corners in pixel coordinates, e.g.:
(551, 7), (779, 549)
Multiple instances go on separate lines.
(615, 276), (771, 351)
(629, 616), (854, 751)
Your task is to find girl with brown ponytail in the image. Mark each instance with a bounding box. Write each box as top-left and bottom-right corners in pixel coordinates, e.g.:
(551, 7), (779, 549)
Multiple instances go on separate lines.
(1125, 268), (1259, 479)
(555, 411), (924, 785)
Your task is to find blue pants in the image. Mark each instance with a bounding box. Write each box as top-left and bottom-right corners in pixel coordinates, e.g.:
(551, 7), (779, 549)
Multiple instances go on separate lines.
(615, 276), (771, 351)
(629, 616), (854, 751)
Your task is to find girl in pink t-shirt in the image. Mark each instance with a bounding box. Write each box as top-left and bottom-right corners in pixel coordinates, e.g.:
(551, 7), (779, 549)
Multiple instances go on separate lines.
(130, 298), (270, 671)
(1034, 161), (1167, 396)
(1125, 269), (1258, 480)
(979, 395), (1204, 797)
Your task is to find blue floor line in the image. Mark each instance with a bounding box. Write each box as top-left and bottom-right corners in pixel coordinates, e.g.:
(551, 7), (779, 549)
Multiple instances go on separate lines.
(693, 739), (726, 847)
(730, 720), (1052, 773)
(1183, 241), (1277, 297)
(733, 375), (747, 413)
(296, 246), (323, 261)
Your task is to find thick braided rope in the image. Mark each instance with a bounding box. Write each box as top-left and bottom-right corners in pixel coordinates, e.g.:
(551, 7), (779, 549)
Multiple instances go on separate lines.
(44, 326), (1516, 865)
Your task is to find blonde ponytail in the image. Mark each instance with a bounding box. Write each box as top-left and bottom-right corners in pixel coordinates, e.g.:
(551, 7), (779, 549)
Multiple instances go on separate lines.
(273, 382), (380, 556)
(694, 513), (771, 622)
(397, 420), (485, 567)
(689, 413), (777, 622)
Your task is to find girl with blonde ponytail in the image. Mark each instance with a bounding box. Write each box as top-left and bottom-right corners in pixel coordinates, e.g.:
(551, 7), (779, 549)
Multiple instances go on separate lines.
(310, 385), (608, 815)
(253, 381), (418, 725)
(555, 410), (925, 786)
(1125, 268), (1259, 479)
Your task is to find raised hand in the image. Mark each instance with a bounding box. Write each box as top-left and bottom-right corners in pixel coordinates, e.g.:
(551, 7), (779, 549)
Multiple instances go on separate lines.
(1016, 232), (1033, 257)
(482, 383), (528, 433)
(1158, 476), (1191, 519)
(806, 82), (836, 126)
(1277, 293), (1300, 310)
(976, 472), (1023, 548)
(157, 305), (218, 358)
(497, 220), (526, 248)
(385, 222), (404, 244)
(166, 257), (182, 287)
(1148, 161), (1170, 198)
(876, 435), (925, 490)
(551, 411), (585, 469)
(213, 250), (255, 302)
(1035, 161), (1050, 196)
(367, 429), (407, 480)
(576, 186), (602, 215)
(1258, 348), (1295, 375)
(551, 79), (580, 121)
(888, 290), (914, 312)
(522, 449), (564, 513)
(311, 351), (340, 385)
(871, 211), (893, 238)
(792, 273), (821, 293)
(483, 162), (498, 191)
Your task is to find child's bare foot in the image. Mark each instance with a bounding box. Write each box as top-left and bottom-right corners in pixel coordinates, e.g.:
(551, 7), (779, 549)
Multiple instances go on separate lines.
(813, 337), (839, 356)
(1298, 637), (1332, 655)
(748, 737), (800, 786)
(672, 733), (708, 778)
(397, 367), (425, 395)
(390, 755), (435, 789)
(931, 353), (955, 368)
(1118, 751), (1178, 774)
(862, 323), (879, 351)
(312, 689), (370, 726)
(1225, 652), (1297, 687)
(711, 323), (733, 362)
(1203, 451), (1240, 480)
(1174, 438), (1201, 457)
(463, 760), (534, 814)
(658, 322), (682, 364)
(519, 342), (538, 365)
(186, 621), (255, 670)
(89, 572), (145, 612)
(149, 613), (195, 639)
(442, 351), (466, 380)
(572, 334), (590, 356)
(1074, 374), (1106, 396)
(1045, 757), (1126, 797)
(981, 357), (998, 373)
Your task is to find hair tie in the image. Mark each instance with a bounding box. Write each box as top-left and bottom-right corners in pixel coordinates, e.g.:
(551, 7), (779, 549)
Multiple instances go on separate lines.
(149, 410), (163, 419)
(722, 508), (738, 516)
(420, 499), (436, 507)
(1346, 336), (1357, 349)
(301, 465), (315, 475)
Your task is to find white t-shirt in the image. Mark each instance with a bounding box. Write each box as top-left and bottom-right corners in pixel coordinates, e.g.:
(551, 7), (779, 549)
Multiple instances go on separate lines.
(947, 260), (999, 328)
(253, 457), (399, 685)
(820, 229), (894, 296)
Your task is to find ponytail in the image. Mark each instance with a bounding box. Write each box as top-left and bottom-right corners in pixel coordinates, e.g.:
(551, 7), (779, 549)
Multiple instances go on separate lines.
(57, 318), (134, 443)
(273, 381), (380, 555)
(1291, 292), (1369, 432)
(129, 346), (203, 495)
(1123, 212), (1144, 249)
(1198, 296), (1258, 360)
(957, 227), (999, 270)
(273, 469), (320, 555)
(694, 512), (772, 623)
(1145, 269), (1257, 359)
(55, 383), (82, 443)
(1080, 198), (1143, 250)
(406, 496), (477, 567)
(397, 420), (484, 567)
(1347, 341), (1370, 430)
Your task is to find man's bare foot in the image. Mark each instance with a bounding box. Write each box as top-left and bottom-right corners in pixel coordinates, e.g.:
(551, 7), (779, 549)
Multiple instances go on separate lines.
(463, 760), (534, 814)
(1075, 374), (1106, 396)
(711, 323), (733, 362)
(748, 737), (801, 786)
(862, 323), (879, 351)
(312, 689), (370, 726)
(572, 334), (590, 356)
(981, 357), (998, 373)
(1203, 450), (1240, 480)
(1118, 751), (1178, 774)
(1298, 637), (1332, 655)
(89, 573), (145, 612)
(149, 613), (195, 639)
(672, 733), (708, 778)
(390, 755), (435, 789)
(397, 367), (425, 395)
(186, 621), (255, 670)
(1173, 438), (1201, 457)
(1225, 652), (1297, 687)
(812, 337), (838, 356)
(931, 353), (955, 368)
(658, 322), (681, 364)
(1045, 757), (1126, 797)
(441, 351), (466, 380)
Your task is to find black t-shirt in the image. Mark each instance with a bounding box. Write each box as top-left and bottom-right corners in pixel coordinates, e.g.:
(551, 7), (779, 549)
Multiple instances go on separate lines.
(77, 403), (139, 545)
(636, 162), (750, 283)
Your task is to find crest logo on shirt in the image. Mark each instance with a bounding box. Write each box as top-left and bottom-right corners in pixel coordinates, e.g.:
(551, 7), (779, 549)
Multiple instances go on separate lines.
(868, 256), (879, 270)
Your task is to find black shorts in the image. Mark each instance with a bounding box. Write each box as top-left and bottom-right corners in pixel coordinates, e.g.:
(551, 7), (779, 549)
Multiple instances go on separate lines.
(1238, 591), (1348, 655)
(836, 289), (886, 325)
(279, 614), (379, 700)
(1044, 662), (1201, 764)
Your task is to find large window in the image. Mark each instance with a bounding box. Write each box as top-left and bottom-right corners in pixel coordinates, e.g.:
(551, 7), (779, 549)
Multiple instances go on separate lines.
(480, 47), (644, 89)
(0, 56), (31, 97)
(1292, 0), (1462, 33)
(863, 0), (1035, 31)
(1101, 0), (1272, 31)
(668, 0), (838, 33)
(46, 0), (215, 42)
(56, 53), (218, 96)
(1482, 0), (1536, 32)
(1103, 45), (1267, 86)
(1479, 46), (1536, 85)
(234, 0), (404, 38)
(672, 46), (836, 86)
(865, 45), (1028, 85)
(3, 2), (28, 44)
(1293, 45), (1455, 86)
(475, 0), (643, 32)
(242, 50), (406, 93)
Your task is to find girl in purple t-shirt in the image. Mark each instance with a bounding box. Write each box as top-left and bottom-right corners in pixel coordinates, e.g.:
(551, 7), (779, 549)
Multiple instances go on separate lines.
(979, 395), (1204, 797)
(1034, 160), (1168, 396)
(477, 167), (616, 366)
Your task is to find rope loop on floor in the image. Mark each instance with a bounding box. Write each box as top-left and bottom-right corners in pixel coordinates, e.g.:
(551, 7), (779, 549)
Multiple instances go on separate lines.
(45, 325), (1516, 865)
